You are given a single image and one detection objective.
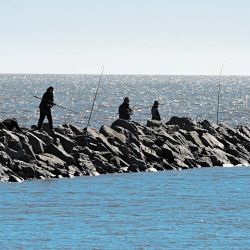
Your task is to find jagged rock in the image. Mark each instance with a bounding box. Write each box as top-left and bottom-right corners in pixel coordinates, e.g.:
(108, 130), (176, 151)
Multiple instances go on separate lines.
(110, 156), (129, 168)
(74, 153), (99, 176)
(146, 120), (162, 128)
(196, 157), (213, 167)
(45, 142), (75, 165)
(74, 133), (98, 147)
(166, 116), (197, 131)
(37, 153), (66, 169)
(199, 120), (219, 135)
(111, 119), (139, 137)
(155, 129), (180, 145)
(0, 164), (10, 181)
(30, 131), (53, 146)
(8, 174), (24, 182)
(92, 156), (118, 174)
(0, 142), (5, 151)
(21, 141), (36, 158)
(26, 132), (45, 154)
(100, 125), (127, 144)
(162, 159), (176, 170)
(200, 133), (224, 150)
(181, 131), (204, 148)
(1, 116), (250, 182)
(12, 160), (36, 179)
(140, 144), (161, 162)
(52, 131), (76, 154)
(68, 124), (83, 136)
(0, 151), (12, 166)
(6, 148), (26, 160)
(85, 128), (121, 156)
(66, 165), (82, 177)
(127, 155), (147, 171)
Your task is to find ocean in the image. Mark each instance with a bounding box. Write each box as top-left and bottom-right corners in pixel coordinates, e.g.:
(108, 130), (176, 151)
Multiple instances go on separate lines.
(0, 74), (249, 129)
(0, 74), (250, 249)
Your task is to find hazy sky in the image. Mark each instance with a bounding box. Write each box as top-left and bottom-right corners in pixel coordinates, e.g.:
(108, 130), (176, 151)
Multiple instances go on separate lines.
(0, 0), (249, 74)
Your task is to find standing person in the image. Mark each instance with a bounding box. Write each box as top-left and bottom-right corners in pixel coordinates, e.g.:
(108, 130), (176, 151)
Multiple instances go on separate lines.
(37, 86), (55, 130)
(151, 100), (161, 121)
(119, 97), (133, 120)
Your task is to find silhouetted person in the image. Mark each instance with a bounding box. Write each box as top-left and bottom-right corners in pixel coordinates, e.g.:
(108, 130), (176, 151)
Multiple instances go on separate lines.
(1, 118), (22, 132)
(119, 97), (133, 120)
(37, 86), (55, 130)
(151, 100), (161, 121)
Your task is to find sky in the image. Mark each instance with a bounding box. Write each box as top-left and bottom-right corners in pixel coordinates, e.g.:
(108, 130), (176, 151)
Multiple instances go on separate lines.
(0, 0), (249, 75)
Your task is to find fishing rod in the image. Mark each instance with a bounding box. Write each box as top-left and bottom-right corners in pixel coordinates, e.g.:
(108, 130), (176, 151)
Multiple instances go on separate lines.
(216, 63), (225, 123)
(86, 66), (104, 129)
(132, 102), (168, 111)
(33, 95), (82, 115)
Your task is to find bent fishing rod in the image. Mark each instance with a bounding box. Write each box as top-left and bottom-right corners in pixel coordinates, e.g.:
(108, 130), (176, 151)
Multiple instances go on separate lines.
(33, 95), (82, 115)
(86, 66), (105, 129)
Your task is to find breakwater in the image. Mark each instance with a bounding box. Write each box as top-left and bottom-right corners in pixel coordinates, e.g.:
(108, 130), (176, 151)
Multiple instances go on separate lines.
(0, 117), (250, 182)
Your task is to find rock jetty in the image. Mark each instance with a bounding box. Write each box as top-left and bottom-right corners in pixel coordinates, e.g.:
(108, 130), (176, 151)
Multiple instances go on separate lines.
(0, 116), (250, 182)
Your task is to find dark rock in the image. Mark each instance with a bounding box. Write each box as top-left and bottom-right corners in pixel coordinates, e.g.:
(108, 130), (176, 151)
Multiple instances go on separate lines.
(0, 151), (12, 166)
(45, 143), (75, 165)
(166, 116), (197, 131)
(26, 132), (45, 154)
(52, 131), (76, 154)
(100, 125), (127, 144)
(111, 119), (139, 137)
(196, 157), (213, 167)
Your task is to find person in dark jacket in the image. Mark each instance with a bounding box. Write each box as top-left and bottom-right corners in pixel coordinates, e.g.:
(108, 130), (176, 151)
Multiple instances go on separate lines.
(0, 118), (22, 132)
(37, 86), (55, 130)
(119, 97), (133, 120)
(151, 100), (161, 121)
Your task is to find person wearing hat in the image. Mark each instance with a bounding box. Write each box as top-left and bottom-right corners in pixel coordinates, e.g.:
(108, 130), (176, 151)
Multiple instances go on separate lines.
(118, 97), (133, 120)
(37, 86), (55, 130)
(151, 100), (161, 121)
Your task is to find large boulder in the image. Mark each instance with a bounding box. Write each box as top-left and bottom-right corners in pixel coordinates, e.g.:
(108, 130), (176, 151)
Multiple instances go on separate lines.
(111, 119), (140, 137)
(26, 132), (45, 154)
(45, 142), (75, 165)
(166, 116), (197, 131)
(52, 131), (76, 154)
(99, 125), (127, 144)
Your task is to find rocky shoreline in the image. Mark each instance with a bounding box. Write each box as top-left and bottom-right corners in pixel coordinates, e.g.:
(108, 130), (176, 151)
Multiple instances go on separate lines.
(0, 116), (250, 182)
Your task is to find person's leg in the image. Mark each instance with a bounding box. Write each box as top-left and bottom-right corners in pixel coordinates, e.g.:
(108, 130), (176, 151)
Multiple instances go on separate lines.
(47, 113), (53, 129)
(37, 111), (46, 130)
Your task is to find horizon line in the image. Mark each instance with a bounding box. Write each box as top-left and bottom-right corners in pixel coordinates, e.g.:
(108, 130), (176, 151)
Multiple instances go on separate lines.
(0, 72), (249, 77)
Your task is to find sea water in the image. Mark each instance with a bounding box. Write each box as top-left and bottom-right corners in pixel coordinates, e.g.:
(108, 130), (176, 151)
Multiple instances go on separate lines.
(0, 167), (249, 249)
(0, 75), (250, 249)
(0, 74), (249, 128)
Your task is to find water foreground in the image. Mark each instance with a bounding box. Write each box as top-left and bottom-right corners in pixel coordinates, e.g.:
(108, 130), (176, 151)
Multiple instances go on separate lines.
(1, 168), (250, 249)
(0, 116), (250, 182)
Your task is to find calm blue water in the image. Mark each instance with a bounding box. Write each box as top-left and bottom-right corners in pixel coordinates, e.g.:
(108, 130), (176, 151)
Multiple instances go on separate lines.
(0, 167), (249, 249)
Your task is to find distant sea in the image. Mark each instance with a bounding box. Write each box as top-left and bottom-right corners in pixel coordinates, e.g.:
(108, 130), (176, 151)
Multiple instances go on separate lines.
(0, 75), (250, 249)
(0, 74), (249, 129)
